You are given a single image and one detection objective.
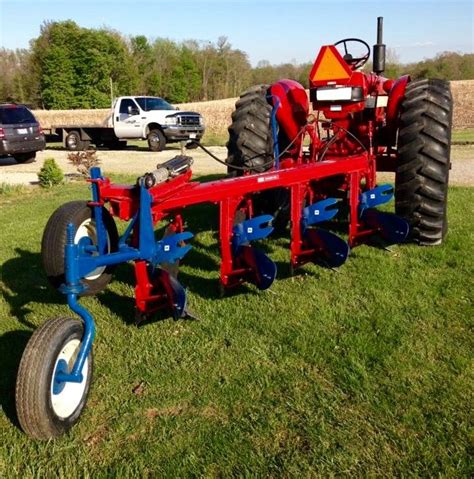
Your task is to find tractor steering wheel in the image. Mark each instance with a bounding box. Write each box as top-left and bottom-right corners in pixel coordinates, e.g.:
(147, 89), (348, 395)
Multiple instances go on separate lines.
(334, 38), (370, 70)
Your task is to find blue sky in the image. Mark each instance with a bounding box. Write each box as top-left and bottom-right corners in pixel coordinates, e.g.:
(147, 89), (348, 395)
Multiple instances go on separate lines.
(0, 0), (472, 65)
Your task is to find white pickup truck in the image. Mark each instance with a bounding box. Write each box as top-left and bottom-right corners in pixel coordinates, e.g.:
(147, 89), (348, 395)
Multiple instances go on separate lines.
(52, 96), (205, 151)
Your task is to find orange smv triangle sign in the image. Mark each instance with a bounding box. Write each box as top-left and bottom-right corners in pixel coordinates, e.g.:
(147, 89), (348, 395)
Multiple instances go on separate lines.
(310, 45), (352, 83)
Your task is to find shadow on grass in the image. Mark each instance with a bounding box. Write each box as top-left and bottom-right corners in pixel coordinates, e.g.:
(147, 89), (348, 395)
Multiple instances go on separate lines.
(1, 248), (62, 329)
(0, 249), (62, 428)
(0, 330), (32, 428)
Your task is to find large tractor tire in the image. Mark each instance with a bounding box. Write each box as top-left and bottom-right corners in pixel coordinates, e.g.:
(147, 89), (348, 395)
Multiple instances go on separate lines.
(227, 85), (289, 231)
(227, 84), (274, 175)
(395, 79), (453, 245)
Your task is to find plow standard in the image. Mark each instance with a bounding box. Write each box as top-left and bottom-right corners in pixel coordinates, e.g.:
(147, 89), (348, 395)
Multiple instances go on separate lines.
(15, 18), (452, 439)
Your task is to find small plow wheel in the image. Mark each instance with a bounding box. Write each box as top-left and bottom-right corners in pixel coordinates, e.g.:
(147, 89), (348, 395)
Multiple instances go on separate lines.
(41, 201), (119, 295)
(16, 317), (93, 440)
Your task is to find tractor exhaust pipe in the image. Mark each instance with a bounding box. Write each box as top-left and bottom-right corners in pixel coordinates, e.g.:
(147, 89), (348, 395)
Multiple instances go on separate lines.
(373, 16), (386, 75)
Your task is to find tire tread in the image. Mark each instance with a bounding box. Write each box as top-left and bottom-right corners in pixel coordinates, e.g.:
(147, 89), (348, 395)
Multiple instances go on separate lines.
(16, 317), (92, 440)
(41, 201), (118, 295)
(395, 79), (452, 245)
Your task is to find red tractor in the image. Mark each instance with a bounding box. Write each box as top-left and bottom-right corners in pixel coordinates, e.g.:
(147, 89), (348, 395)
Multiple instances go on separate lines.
(227, 17), (452, 245)
(16, 18), (453, 440)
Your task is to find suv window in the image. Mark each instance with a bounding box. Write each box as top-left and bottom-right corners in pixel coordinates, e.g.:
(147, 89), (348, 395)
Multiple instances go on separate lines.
(0, 105), (36, 124)
(119, 99), (139, 114)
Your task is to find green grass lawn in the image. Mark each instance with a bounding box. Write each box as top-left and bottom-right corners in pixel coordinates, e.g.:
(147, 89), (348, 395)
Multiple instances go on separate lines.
(1, 178), (473, 477)
(452, 128), (474, 144)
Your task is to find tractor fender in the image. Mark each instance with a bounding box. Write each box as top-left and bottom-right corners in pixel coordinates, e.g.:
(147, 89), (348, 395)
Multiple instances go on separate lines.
(386, 75), (410, 132)
(268, 79), (309, 145)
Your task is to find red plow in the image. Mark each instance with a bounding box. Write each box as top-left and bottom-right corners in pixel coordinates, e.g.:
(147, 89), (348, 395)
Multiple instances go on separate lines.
(15, 18), (452, 439)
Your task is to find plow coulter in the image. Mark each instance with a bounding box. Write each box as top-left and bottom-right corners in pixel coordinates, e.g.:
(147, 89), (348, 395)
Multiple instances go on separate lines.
(15, 18), (452, 439)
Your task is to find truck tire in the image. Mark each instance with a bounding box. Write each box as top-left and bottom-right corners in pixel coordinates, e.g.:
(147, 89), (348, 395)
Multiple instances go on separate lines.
(65, 131), (84, 151)
(227, 84), (289, 231)
(14, 152), (36, 163)
(395, 79), (453, 245)
(41, 201), (119, 295)
(147, 129), (166, 152)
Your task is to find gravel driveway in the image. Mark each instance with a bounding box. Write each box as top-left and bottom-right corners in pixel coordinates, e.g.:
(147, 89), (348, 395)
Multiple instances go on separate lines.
(1, 145), (473, 186)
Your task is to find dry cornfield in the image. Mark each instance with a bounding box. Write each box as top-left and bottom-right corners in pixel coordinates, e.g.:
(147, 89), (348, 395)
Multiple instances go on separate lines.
(33, 80), (474, 143)
(450, 80), (474, 129)
(33, 108), (112, 129)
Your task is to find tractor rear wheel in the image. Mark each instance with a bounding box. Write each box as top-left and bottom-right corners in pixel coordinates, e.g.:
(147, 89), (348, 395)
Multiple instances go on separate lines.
(395, 79), (453, 245)
(227, 84), (274, 175)
(227, 85), (289, 231)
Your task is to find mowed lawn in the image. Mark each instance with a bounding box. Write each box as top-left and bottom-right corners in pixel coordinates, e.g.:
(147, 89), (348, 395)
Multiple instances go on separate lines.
(0, 177), (473, 477)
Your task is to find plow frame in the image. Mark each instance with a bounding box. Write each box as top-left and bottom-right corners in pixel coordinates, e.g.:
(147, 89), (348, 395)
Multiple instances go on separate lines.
(87, 153), (371, 285)
(56, 129), (409, 386)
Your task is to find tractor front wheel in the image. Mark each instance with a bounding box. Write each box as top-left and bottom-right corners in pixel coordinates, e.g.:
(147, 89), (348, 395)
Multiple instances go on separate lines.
(395, 79), (453, 245)
(15, 317), (93, 440)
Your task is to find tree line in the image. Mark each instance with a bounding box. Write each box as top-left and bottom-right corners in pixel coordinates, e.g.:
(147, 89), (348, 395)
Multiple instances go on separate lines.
(0, 20), (472, 109)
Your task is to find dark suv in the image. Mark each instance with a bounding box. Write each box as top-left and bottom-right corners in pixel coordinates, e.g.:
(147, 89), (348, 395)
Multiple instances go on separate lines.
(0, 103), (45, 163)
